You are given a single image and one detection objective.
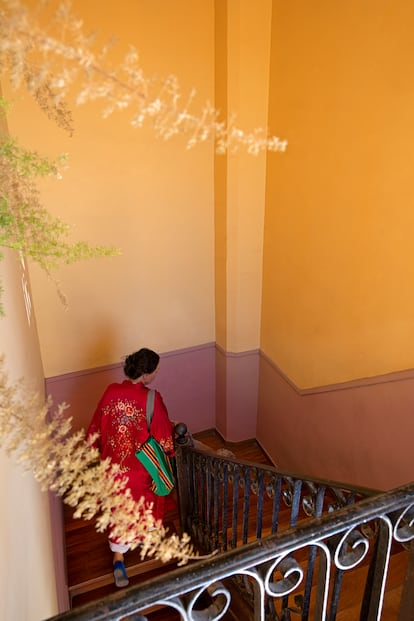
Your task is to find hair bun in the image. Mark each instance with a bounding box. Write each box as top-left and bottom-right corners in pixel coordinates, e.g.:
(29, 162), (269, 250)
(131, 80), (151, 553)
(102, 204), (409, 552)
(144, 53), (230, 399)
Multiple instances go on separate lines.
(123, 348), (160, 380)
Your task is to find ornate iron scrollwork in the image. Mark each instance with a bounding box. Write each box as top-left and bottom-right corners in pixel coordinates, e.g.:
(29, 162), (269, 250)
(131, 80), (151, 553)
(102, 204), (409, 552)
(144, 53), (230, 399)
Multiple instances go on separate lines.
(264, 555), (305, 597)
(394, 503), (414, 543)
(333, 526), (370, 569)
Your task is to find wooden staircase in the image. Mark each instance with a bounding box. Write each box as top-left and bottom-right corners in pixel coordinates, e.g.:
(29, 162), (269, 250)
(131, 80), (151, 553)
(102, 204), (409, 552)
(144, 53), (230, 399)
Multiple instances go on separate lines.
(64, 504), (180, 608)
(63, 431), (409, 620)
(63, 430), (268, 612)
(62, 431), (272, 621)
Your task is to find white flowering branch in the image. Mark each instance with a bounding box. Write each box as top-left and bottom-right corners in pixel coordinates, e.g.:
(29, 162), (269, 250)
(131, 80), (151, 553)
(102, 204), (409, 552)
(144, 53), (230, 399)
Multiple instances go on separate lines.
(0, 0), (287, 155)
(0, 356), (196, 565)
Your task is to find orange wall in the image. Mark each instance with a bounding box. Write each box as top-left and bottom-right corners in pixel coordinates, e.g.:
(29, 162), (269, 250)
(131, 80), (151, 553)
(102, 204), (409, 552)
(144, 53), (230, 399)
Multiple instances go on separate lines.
(256, 0), (414, 490)
(214, 0), (228, 348)
(4, 0), (215, 378)
(215, 0), (272, 354)
(225, 0), (271, 353)
(262, 0), (414, 389)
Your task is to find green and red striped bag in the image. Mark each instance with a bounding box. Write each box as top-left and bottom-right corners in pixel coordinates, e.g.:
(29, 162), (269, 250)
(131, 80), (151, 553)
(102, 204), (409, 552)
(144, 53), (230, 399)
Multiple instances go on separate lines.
(135, 390), (175, 496)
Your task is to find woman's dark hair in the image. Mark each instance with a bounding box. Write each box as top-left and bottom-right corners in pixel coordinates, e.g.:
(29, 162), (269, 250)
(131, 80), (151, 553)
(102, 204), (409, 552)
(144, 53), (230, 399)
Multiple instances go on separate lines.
(123, 348), (160, 380)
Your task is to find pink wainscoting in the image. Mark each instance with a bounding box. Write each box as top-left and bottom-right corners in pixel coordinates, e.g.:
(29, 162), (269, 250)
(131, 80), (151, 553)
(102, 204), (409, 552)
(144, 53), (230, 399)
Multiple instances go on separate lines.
(215, 346), (260, 442)
(157, 343), (216, 433)
(257, 353), (414, 491)
(45, 343), (216, 435)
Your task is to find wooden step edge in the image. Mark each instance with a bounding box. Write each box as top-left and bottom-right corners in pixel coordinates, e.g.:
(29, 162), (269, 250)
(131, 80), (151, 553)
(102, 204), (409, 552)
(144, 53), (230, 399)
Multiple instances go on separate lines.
(69, 557), (176, 600)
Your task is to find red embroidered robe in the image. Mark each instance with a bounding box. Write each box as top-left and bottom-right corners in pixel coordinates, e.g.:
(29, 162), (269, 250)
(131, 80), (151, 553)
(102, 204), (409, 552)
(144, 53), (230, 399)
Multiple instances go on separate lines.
(87, 380), (175, 521)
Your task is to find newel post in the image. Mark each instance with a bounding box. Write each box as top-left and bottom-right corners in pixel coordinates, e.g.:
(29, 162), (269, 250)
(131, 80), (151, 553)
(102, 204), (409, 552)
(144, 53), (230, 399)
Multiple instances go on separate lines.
(173, 422), (193, 535)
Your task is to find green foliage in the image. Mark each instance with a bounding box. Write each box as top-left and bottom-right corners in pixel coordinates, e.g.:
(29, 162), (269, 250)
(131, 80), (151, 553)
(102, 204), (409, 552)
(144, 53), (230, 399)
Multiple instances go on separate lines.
(0, 97), (119, 313)
(0, 97), (11, 118)
(0, 135), (66, 178)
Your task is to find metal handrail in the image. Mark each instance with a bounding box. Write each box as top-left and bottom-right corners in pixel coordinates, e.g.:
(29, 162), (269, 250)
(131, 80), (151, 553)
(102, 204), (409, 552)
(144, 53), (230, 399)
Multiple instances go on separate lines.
(46, 479), (414, 620)
(175, 432), (379, 561)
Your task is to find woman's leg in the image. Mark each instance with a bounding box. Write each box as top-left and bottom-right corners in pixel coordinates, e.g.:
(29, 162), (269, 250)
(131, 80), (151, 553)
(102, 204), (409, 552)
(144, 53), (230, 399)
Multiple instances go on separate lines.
(109, 540), (130, 587)
(113, 550), (124, 564)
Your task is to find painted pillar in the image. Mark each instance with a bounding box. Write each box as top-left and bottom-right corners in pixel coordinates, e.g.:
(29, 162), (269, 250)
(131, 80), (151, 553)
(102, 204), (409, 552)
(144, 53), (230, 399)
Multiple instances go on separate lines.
(0, 103), (61, 617)
(215, 0), (271, 440)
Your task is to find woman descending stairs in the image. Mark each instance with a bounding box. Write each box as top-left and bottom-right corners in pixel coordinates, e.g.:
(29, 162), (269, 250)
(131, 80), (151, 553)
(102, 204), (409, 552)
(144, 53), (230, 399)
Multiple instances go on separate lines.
(63, 430), (268, 609)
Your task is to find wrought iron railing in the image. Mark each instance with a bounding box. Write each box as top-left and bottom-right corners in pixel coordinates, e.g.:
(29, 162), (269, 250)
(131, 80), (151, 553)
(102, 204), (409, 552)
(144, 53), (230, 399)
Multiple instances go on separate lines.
(45, 430), (414, 621)
(174, 432), (378, 556)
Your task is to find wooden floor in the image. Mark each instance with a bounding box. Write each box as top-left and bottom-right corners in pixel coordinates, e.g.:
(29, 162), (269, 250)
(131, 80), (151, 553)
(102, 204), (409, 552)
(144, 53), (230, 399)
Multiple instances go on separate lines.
(63, 430), (408, 620)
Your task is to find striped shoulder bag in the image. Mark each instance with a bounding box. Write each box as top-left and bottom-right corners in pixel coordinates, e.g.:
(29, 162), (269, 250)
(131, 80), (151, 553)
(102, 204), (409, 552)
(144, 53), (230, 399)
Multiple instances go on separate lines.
(135, 389), (175, 496)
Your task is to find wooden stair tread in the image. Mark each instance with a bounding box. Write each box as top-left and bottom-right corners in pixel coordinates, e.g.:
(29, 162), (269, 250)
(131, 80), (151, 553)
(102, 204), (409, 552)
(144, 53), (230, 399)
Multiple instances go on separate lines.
(69, 555), (177, 598)
(65, 505), (180, 607)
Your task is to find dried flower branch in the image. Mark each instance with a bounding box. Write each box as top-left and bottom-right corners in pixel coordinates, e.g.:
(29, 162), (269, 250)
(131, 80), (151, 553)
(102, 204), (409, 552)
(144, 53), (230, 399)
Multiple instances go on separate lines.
(0, 0), (287, 155)
(0, 356), (196, 565)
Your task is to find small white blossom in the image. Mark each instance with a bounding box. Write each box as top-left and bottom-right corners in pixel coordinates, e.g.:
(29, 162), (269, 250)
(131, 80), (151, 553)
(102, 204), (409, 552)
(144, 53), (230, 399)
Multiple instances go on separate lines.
(0, 0), (287, 155)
